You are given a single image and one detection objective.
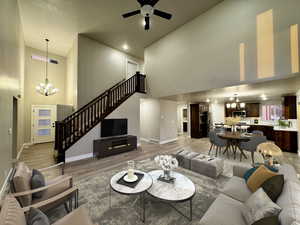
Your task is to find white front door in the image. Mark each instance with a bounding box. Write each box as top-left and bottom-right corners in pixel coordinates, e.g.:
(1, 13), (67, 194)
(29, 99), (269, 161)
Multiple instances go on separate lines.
(31, 105), (57, 144)
(126, 60), (139, 79)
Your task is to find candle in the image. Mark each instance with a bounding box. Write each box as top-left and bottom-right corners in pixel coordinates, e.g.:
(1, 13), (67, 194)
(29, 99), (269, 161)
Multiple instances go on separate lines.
(128, 168), (134, 179)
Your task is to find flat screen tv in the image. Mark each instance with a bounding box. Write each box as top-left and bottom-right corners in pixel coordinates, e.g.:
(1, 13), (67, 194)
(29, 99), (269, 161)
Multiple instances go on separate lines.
(101, 119), (128, 137)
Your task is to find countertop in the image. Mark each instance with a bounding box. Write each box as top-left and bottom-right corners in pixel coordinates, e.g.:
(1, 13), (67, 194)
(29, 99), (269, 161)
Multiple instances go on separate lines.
(246, 123), (298, 132)
(222, 123), (298, 132)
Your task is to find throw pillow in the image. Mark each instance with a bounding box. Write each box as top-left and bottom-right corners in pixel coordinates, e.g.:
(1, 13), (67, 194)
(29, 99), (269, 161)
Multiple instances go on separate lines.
(244, 167), (258, 182)
(242, 188), (281, 225)
(31, 169), (45, 199)
(247, 165), (278, 192)
(252, 216), (280, 225)
(261, 175), (284, 202)
(27, 208), (50, 225)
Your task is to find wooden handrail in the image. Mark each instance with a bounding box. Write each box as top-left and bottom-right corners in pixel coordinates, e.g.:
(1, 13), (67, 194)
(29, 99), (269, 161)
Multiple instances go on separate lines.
(55, 72), (146, 162)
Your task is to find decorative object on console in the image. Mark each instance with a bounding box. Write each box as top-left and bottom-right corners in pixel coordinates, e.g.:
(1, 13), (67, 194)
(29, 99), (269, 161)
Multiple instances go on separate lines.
(247, 165), (278, 192)
(154, 155), (178, 183)
(257, 142), (283, 166)
(241, 188), (282, 225)
(226, 116), (241, 132)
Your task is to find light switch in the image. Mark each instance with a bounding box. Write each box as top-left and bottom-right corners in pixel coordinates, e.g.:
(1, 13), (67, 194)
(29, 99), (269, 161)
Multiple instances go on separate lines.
(8, 128), (12, 135)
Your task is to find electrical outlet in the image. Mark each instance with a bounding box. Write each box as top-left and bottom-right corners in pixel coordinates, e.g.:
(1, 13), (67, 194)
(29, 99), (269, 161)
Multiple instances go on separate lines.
(8, 128), (12, 135)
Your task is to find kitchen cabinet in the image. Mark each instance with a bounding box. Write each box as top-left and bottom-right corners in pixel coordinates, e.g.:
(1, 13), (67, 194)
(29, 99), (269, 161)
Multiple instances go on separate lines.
(245, 103), (260, 117)
(283, 96), (297, 119)
(274, 130), (298, 153)
(248, 125), (274, 141)
(225, 103), (260, 117)
(190, 104), (209, 138)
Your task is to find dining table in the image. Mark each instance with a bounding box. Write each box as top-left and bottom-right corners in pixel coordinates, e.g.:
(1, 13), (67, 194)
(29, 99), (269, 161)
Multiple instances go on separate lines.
(217, 131), (252, 161)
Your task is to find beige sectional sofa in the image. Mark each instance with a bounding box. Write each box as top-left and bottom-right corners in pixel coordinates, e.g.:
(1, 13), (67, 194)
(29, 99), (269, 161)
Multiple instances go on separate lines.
(199, 164), (300, 225)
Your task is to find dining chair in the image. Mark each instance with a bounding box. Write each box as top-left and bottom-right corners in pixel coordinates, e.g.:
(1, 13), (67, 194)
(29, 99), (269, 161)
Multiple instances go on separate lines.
(252, 130), (264, 136)
(211, 132), (227, 157)
(239, 135), (267, 164)
(208, 131), (215, 155)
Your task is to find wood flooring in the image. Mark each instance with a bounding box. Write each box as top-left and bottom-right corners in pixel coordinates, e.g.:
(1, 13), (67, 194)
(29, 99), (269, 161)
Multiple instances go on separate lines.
(19, 136), (300, 181)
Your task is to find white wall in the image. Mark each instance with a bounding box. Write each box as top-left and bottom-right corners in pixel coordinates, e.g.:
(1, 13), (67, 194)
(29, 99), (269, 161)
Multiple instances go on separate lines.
(160, 100), (178, 143)
(66, 36), (144, 161)
(24, 47), (67, 142)
(210, 102), (225, 125)
(65, 94), (141, 161)
(66, 37), (78, 108)
(140, 98), (178, 144)
(0, 0), (25, 188)
(140, 98), (160, 142)
(145, 0), (300, 98)
(77, 35), (144, 108)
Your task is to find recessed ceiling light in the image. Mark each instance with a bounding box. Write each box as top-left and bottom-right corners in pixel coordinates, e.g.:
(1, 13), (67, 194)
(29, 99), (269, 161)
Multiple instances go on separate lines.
(229, 97), (234, 101)
(122, 44), (129, 50)
(206, 98), (210, 103)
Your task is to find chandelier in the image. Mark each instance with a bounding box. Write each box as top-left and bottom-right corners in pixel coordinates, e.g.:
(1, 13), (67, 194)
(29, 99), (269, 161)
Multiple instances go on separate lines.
(226, 94), (245, 109)
(36, 39), (58, 96)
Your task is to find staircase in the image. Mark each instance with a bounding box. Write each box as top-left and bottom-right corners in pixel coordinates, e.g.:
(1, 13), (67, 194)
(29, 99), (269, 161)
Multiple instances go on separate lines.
(54, 72), (146, 162)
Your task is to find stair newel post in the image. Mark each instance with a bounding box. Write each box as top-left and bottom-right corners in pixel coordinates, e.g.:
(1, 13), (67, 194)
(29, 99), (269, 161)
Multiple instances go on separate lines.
(136, 72), (141, 92)
(55, 121), (65, 163)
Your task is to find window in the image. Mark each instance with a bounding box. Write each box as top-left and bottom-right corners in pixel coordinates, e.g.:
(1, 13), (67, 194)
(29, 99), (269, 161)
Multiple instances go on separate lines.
(262, 105), (282, 120)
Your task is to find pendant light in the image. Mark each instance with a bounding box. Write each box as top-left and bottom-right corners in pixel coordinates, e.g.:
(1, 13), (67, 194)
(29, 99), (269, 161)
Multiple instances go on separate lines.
(36, 39), (58, 96)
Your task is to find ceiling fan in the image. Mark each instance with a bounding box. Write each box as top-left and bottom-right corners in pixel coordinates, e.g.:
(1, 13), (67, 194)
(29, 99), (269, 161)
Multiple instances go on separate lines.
(122, 0), (172, 30)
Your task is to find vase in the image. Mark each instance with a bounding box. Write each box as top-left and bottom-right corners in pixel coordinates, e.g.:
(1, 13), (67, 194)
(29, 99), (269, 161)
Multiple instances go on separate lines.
(163, 170), (171, 180)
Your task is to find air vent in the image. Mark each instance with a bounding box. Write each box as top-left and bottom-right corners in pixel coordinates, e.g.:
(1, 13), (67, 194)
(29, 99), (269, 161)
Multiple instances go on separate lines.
(31, 55), (59, 64)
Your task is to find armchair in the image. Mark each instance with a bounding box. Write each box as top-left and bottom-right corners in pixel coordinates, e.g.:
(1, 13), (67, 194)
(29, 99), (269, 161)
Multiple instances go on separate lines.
(0, 195), (97, 225)
(10, 162), (78, 213)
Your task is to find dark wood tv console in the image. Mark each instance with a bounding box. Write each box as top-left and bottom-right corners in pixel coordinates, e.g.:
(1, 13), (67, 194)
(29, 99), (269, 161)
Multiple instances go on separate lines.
(93, 135), (137, 158)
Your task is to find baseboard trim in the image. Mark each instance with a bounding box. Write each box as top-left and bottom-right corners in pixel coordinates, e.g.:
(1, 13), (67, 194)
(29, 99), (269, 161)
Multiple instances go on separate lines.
(159, 138), (178, 145)
(0, 168), (13, 200)
(149, 138), (160, 143)
(66, 153), (93, 163)
(140, 138), (150, 142)
(16, 142), (32, 161)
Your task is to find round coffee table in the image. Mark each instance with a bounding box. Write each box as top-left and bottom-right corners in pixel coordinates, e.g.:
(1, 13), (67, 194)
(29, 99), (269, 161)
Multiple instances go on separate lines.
(110, 170), (153, 222)
(147, 170), (196, 221)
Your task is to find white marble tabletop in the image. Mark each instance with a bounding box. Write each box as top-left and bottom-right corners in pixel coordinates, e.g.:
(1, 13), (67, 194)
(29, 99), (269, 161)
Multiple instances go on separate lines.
(110, 170), (153, 195)
(147, 170), (196, 202)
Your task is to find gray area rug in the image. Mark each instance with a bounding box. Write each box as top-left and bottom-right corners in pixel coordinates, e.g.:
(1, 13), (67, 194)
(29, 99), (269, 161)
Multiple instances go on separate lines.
(49, 158), (233, 225)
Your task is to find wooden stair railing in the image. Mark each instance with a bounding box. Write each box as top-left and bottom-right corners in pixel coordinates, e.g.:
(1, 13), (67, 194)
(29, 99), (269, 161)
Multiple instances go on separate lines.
(54, 72), (146, 162)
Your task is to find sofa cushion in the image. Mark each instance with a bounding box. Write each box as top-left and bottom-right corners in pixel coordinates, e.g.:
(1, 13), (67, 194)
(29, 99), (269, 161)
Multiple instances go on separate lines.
(261, 175), (284, 202)
(278, 164), (298, 181)
(27, 208), (50, 225)
(276, 180), (300, 225)
(252, 216), (280, 225)
(243, 167), (258, 182)
(199, 194), (247, 225)
(221, 176), (252, 202)
(0, 195), (26, 225)
(13, 162), (33, 206)
(31, 169), (46, 199)
(242, 188), (281, 225)
(247, 165), (278, 192)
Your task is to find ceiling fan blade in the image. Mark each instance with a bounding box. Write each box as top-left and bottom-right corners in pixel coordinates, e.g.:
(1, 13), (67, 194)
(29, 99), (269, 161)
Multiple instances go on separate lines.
(153, 9), (172, 20)
(145, 16), (150, 30)
(149, 0), (159, 6)
(122, 10), (141, 18)
(137, 0), (146, 6)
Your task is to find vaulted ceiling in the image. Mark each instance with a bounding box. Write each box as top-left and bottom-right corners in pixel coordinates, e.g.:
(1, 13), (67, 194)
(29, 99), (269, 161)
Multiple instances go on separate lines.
(18, 0), (223, 58)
